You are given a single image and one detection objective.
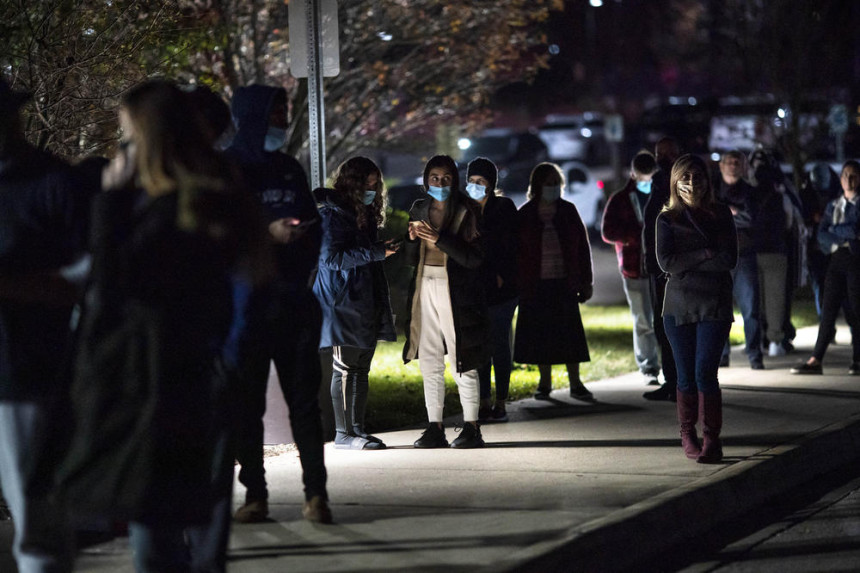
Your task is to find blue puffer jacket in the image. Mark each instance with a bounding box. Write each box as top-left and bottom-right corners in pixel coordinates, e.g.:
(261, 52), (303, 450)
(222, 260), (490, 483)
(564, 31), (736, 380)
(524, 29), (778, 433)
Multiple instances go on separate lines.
(313, 189), (396, 349)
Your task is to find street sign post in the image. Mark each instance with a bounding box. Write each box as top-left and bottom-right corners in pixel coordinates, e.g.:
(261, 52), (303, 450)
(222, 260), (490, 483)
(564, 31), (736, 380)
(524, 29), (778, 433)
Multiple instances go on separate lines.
(289, 0), (339, 190)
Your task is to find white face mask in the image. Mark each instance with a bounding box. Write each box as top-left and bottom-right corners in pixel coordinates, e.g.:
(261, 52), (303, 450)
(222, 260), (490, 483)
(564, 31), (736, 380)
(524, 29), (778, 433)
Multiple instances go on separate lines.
(264, 126), (286, 152)
(465, 182), (486, 200)
(362, 190), (377, 205)
(542, 184), (562, 202)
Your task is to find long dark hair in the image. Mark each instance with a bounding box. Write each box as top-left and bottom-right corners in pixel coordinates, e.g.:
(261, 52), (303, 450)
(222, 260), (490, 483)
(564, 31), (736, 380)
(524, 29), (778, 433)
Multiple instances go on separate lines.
(332, 156), (387, 230)
(422, 154), (479, 239)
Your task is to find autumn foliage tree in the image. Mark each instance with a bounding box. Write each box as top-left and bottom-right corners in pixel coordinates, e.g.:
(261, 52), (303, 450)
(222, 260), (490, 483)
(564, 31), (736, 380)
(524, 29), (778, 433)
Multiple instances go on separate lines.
(2, 0), (562, 164)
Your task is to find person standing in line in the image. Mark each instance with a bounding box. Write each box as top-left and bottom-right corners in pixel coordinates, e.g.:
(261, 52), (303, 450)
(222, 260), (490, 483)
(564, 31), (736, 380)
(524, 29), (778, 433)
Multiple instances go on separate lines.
(799, 162), (842, 319)
(791, 160), (860, 376)
(466, 157), (519, 424)
(0, 77), (84, 573)
(225, 85), (331, 524)
(314, 156), (399, 450)
(602, 151), (661, 387)
(641, 137), (680, 401)
(715, 150), (764, 370)
(749, 163), (792, 357)
(656, 154), (737, 464)
(402, 155), (490, 449)
(57, 80), (256, 571)
(515, 162), (594, 402)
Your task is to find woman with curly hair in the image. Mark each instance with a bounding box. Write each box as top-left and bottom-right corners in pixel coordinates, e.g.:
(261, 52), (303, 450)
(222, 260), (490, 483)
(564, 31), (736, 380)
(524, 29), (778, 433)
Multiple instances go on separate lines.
(314, 156), (399, 450)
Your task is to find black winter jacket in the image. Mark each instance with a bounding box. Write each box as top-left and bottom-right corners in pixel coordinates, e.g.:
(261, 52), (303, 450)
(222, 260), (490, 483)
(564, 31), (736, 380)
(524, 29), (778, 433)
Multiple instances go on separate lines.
(480, 194), (519, 305)
(0, 147), (87, 401)
(402, 196), (491, 373)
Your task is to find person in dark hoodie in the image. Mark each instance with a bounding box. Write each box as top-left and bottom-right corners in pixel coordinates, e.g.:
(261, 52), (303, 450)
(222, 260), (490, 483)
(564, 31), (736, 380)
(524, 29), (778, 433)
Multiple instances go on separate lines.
(465, 157), (518, 424)
(225, 85), (331, 524)
(0, 77), (85, 573)
(313, 156), (399, 450)
(403, 154), (490, 449)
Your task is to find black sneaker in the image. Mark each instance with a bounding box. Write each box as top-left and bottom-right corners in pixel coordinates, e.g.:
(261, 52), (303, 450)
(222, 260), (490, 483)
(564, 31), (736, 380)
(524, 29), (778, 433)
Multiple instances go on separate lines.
(414, 423), (448, 448)
(450, 423), (484, 449)
(643, 384), (676, 402)
(489, 403), (508, 423)
(849, 363), (860, 376)
(790, 361), (823, 375)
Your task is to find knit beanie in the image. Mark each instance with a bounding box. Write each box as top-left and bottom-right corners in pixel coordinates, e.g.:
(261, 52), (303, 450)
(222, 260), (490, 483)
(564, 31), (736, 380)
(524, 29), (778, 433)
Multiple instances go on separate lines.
(467, 157), (498, 192)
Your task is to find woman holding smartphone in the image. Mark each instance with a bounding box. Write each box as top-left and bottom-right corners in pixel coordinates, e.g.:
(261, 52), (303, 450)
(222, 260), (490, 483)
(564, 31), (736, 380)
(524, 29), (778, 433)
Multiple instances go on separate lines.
(402, 155), (490, 449)
(314, 156), (399, 450)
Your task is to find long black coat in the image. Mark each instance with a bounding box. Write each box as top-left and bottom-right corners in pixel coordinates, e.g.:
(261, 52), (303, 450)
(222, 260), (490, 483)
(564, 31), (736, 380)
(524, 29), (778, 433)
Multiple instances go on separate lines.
(402, 196), (491, 373)
(57, 190), (235, 525)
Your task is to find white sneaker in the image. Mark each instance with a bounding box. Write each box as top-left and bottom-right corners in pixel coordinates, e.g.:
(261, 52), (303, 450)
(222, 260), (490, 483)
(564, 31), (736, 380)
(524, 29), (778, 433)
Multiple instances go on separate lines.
(768, 341), (787, 357)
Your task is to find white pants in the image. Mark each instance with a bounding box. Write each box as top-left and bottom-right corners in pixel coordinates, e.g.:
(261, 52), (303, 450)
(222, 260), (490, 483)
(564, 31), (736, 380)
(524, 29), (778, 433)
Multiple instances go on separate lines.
(418, 266), (480, 422)
(0, 402), (73, 573)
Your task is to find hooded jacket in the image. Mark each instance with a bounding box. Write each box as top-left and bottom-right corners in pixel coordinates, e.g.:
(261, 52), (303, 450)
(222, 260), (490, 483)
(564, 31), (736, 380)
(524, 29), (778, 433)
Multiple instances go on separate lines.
(313, 188), (396, 349)
(225, 85), (320, 290)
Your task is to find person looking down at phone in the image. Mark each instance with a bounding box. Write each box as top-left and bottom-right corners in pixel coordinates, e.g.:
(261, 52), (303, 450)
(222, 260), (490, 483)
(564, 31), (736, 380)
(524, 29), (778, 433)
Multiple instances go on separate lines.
(402, 155), (491, 449)
(224, 85), (331, 525)
(313, 157), (399, 450)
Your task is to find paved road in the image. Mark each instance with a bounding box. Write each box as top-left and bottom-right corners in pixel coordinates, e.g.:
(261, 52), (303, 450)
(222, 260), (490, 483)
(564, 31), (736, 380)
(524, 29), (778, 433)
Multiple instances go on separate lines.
(678, 474), (860, 573)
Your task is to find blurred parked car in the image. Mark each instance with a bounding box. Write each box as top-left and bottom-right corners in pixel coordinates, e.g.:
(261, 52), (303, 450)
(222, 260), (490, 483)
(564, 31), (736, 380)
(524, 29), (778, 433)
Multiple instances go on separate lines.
(538, 112), (610, 165)
(560, 160), (610, 232)
(459, 128), (548, 194)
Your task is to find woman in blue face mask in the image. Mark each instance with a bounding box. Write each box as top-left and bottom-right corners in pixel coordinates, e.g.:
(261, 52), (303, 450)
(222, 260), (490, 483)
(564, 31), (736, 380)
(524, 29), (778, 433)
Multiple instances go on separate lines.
(313, 156), (399, 450)
(465, 157), (519, 423)
(515, 162), (594, 401)
(402, 155), (490, 449)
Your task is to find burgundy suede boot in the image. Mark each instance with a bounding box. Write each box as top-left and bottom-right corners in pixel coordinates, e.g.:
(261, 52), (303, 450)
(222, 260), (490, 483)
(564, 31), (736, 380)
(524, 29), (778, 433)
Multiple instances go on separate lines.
(676, 390), (701, 459)
(697, 390), (723, 464)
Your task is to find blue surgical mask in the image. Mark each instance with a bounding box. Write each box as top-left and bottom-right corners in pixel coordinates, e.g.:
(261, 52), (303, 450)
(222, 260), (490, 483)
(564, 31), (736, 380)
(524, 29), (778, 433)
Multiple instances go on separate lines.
(542, 185), (562, 202)
(427, 185), (451, 202)
(636, 180), (652, 194)
(465, 182), (486, 200)
(362, 190), (377, 205)
(264, 126), (286, 152)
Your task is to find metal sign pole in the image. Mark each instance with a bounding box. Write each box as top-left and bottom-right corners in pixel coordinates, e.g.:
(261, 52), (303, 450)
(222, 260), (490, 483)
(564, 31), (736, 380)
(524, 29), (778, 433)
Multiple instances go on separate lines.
(306, 0), (326, 189)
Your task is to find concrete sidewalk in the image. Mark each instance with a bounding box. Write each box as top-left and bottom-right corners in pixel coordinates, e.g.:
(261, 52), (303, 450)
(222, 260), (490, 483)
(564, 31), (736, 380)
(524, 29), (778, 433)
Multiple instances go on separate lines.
(4, 325), (860, 572)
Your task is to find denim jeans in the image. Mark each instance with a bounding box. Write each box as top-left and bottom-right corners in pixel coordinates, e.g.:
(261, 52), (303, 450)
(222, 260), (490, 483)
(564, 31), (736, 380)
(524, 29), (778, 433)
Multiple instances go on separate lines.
(724, 252), (763, 363)
(0, 402), (73, 573)
(663, 316), (732, 395)
(622, 277), (660, 375)
(478, 297), (518, 401)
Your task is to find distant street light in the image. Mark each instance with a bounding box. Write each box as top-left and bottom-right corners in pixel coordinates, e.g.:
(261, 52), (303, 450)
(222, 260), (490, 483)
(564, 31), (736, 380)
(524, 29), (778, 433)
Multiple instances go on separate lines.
(590, 0), (603, 6)
(457, 138), (472, 151)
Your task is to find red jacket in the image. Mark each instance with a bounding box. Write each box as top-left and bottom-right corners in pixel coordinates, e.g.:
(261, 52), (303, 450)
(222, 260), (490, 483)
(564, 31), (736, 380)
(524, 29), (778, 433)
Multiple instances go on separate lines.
(517, 198), (593, 300)
(601, 179), (647, 279)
